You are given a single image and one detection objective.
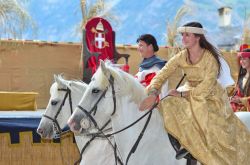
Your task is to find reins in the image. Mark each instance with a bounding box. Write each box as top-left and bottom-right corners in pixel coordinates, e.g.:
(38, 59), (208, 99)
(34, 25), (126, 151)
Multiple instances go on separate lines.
(75, 75), (122, 165)
(75, 73), (186, 165)
(89, 74), (186, 139)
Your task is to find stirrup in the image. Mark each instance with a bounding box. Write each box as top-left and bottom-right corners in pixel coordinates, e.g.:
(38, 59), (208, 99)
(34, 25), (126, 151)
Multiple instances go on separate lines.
(175, 148), (189, 160)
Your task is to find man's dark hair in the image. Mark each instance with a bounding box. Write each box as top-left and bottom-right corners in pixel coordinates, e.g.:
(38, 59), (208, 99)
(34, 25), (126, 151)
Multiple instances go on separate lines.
(136, 34), (159, 52)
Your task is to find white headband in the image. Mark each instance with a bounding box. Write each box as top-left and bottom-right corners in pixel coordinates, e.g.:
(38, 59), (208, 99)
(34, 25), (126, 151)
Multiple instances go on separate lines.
(177, 26), (205, 35)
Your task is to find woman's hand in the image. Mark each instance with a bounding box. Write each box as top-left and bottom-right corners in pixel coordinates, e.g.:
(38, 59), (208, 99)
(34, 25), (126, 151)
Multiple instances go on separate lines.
(230, 96), (242, 104)
(168, 89), (180, 97)
(139, 95), (157, 111)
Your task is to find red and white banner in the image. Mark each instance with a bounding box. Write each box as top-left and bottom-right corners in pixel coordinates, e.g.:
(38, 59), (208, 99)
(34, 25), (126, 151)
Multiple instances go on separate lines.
(85, 17), (114, 74)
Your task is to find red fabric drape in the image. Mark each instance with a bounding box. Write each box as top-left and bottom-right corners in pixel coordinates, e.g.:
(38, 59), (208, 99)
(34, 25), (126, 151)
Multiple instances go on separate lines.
(85, 17), (114, 74)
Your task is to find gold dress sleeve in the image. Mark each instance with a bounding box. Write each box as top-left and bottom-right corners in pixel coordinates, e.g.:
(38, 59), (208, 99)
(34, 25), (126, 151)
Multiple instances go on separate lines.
(239, 96), (250, 111)
(147, 52), (183, 92)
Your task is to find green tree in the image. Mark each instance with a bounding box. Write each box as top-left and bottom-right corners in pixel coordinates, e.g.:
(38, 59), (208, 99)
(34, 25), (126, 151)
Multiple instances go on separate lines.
(0, 0), (36, 38)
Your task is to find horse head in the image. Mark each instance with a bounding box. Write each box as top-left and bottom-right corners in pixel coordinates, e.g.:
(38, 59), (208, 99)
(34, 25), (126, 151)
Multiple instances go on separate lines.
(37, 74), (87, 139)
(68, 60), (146, 134)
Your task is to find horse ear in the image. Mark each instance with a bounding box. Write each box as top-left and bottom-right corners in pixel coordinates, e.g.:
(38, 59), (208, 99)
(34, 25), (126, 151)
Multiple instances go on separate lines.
(54, 74), (64, 87)
(100, 60), (109, 77)
(54, 74), (59, 83)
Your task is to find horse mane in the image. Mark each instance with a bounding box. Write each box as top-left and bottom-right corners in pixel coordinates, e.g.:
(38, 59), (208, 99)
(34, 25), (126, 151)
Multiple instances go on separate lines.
(101, 61), (147, 104)
(55, 74), (87, 93)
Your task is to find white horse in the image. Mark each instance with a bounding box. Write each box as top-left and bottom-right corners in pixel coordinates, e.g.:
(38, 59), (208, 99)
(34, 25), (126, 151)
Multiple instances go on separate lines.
(37, 75), (117, 165)
(67, 61), (187, 165)
(235, 112), (250, 131)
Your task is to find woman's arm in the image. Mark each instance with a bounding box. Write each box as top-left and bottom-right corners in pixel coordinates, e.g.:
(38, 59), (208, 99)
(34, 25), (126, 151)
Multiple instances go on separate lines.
(147, 52), (183, 93)
(139, 53), (183, 111)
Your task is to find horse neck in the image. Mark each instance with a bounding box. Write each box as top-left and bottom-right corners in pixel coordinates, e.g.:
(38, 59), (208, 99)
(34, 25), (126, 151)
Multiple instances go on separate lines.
(110, 77), (158, 137)
(74, 134), (116, 164)
(111, 95), (164, 157)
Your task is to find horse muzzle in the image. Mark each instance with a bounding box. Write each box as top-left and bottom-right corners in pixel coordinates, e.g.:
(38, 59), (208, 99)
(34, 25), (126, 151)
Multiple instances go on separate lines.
(67, 117), (83, 133)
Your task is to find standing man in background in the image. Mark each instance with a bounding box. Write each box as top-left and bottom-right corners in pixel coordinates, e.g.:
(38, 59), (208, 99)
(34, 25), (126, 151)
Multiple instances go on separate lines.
(135, 34), (168, 98)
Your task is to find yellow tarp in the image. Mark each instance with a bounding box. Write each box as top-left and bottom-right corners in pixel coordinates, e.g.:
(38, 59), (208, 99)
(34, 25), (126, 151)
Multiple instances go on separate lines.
(0, 92), (38, 111)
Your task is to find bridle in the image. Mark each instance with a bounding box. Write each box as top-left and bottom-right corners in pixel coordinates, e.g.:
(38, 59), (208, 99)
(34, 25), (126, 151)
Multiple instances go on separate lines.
(74, 75), (123, 165)
(41, 84), (118, 165)
(76, 75), (117, 129)
(42, 88), (73, 138)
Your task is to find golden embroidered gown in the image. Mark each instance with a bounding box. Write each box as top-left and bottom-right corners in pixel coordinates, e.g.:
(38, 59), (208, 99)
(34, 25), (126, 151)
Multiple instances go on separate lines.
(148, 49), (250, 165)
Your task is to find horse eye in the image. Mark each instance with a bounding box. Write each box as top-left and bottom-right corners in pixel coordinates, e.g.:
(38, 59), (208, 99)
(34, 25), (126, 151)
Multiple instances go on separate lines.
(92, 88), (100, 93)
(51, 100), (58, 106)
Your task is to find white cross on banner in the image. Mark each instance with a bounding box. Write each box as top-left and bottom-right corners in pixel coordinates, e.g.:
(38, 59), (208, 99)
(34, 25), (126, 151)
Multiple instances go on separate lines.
(95, 33), (105, 49)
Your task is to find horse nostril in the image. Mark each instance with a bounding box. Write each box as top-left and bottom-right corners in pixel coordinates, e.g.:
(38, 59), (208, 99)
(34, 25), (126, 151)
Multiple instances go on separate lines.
(67, 118), (74, 126)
